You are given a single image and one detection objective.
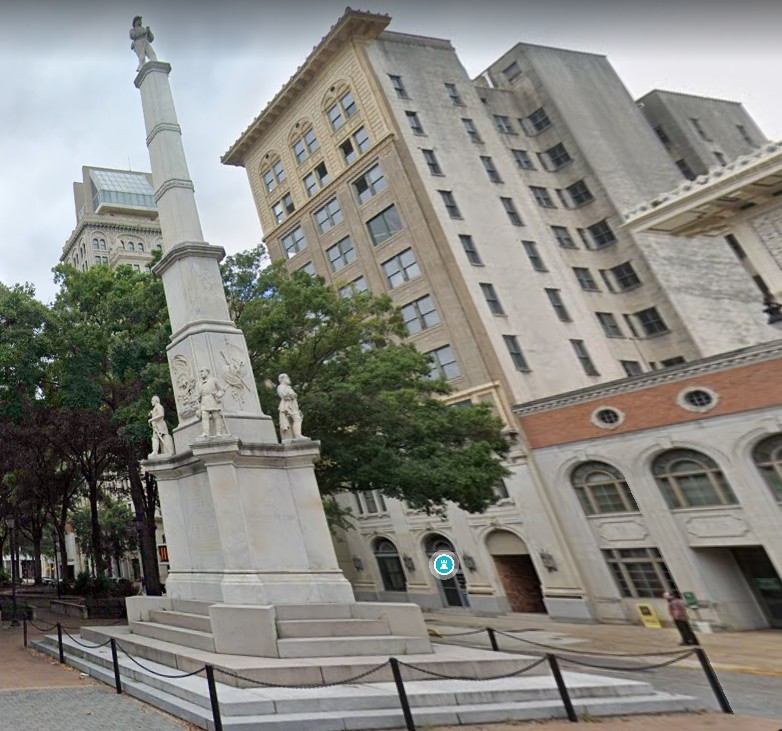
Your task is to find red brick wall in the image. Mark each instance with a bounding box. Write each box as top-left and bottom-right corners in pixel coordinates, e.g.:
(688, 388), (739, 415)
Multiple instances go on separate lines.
(492, 555), (546, 613)
(519, 358), (782, 449)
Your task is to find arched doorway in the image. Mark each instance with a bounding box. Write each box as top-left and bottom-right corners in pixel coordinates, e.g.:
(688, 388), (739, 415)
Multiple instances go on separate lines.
(373, 538), (407, 593)
(424, 534), (468, 608)
(486, 530), (545, 613)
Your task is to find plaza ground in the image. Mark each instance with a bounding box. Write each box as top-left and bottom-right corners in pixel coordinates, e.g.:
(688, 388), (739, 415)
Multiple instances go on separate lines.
(1, 600), (780, 730)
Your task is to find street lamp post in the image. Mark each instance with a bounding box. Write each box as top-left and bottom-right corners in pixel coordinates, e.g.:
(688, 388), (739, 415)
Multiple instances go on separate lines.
(4, 516), (19, 627)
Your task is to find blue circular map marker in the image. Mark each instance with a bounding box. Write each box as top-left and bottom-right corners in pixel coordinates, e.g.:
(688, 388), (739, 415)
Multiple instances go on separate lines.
(429, 551), (459, 580)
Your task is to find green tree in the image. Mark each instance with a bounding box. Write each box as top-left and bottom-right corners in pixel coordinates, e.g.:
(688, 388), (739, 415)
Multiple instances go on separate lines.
(71, 495), (138, 577)
(222, 253), (509, 515)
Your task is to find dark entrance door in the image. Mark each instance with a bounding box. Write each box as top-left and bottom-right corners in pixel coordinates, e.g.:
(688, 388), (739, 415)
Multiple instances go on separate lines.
(492, 555), (546, 613)
(425, 534), (466, 608)
(733, 547), (782, 629)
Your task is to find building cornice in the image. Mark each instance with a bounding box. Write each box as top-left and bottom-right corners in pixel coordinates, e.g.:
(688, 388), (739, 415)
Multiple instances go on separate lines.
(62, 215), (162, 258)
(221, 9), (391, 167)
(513, 339), (782, 416)
(623, 141), (782, 235)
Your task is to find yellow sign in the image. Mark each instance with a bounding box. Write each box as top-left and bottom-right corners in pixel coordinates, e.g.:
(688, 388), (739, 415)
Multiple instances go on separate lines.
(636, 603), (663, 629)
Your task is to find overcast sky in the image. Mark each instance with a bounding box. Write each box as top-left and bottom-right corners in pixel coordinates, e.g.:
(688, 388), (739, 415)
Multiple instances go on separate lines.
(2, 0), (780, 302)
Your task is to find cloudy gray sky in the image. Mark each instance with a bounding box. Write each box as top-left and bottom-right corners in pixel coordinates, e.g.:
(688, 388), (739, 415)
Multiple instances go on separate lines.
(2, 0), (780, 301)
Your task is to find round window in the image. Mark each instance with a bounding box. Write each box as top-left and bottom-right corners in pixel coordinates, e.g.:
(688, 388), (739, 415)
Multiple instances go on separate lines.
(684, 389), (713, 408)
(595, 408), (621, 426)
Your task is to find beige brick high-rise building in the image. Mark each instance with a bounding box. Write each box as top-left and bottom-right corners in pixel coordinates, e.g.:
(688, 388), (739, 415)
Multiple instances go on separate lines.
(61, 166), (163, 272)
(221, 9), (775, 621)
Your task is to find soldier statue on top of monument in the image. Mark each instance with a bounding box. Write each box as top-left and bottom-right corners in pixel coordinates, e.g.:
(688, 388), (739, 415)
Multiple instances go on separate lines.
(130, 16), (157, 71)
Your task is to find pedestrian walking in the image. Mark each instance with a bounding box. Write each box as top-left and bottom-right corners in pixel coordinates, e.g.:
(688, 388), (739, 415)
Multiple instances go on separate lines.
(663, 591), (699, 646)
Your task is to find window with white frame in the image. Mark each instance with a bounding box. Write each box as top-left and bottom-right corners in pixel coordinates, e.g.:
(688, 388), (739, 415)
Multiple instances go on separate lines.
(401, 294), (440, 335)
(303, 161), (330, 197)
(262, 158), (286, 192)
(603, 548), (676, 598)
(353, 164), (387, 205)
(652, 449), (738, 509)
(292, 127), (319, 164)
(367, 205), (403, 246)
(427, 345), (461, 380)
(571, 461), (638, 515)
(280, 225), (307, 259)
(326, 236), (356, 273)
(313, 197), (343, 233)
(327, 90), (357, 130)
(382, 248), (420, 288)
(272, 192), (295, 224)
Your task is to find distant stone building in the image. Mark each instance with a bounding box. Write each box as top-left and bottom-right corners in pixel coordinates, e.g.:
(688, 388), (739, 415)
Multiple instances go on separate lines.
(220, 8), (778, 621)
(61, 166), (163, 272)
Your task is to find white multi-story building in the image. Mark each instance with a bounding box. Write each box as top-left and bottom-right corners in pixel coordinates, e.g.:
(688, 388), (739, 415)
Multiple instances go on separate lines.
(219, 9), (779, 624)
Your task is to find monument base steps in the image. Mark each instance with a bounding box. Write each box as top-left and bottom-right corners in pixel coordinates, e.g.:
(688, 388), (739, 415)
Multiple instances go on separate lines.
(34, 631), (703, 730)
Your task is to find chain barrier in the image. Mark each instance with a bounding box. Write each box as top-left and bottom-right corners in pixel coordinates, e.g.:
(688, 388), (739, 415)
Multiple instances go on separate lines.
(431, 627), (488, 637)
(61, 627), (113, 649)
(28, 617), (127, 632)
(557, 649), (696, 673)
(398, 655), (547, 681)
(114, 642), (207, 679)
(214, 659), (390, 689)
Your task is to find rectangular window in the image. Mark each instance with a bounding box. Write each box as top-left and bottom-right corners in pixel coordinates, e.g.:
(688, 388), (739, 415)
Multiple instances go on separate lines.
(341, 91), (357, 119)
(389, 74), (409, 99)
(690, 117), (711, 141)
(340, 138), (356, 165)
(292, 128), (319, 164)
(313, 197), (343, 233)
(280, 225), (307, 259)
(480, 282), (505, 316)
(502, 61), (521, 81)
(603, 548), (675, 599)
(340, 128), (369, 165)
(512, 149), (535, 170)
(326, 236), (356, 273)
(428, 345), (461, 380)
(596, 312), (624, 338)
(501, 197), (523, 226)
(272, 192), (294, 224)
(551, 225), (576, 249)
(422, 149), (443, 175)
(406, 111), (425, 135)
(439, 190), (462, 219)
(303, 161), (329, 197)
(587, 219), (617, 248)
(327, 104), (343, 130)
(571, 339), (599, 376)
(459, 234), (482, 266)
(298, 261), (315, 276)
(494, 480), (510, 499)
(676, 159), (696, 180)
(339, 276), (369, 298)
(661, 356), (686, 367)
(611, 262), (641, 290)
(494, 115), (514, 134)
(401, 294), (440, 335)
(353, 126), (370, 154)
(714, 151), (727, 166)
(654, 125), (671, 146)
(522, 240), (546, 272)
(635, 307), (669, 336)
(462, 118), (482, 143)
(573, 267), (599, 291)
(621, 360), (643, 377)
(622, 314), (639, 338)
(542, 142), (571, 170)
(530, 186), (556, 208)
(737, 124), (753, 145)
(382, 248), (420, 288)
(353, 163), (387, 204)
(481, 156), (502, 183)
(263, 160), (285, 192)
(526, 107), (551, 134)
(367, 204), (403, 246)
(444, 83), (463, 105)
(545, 288), (570, 322)
(503, 334), (530, 371)
(566, 179), (594, 207)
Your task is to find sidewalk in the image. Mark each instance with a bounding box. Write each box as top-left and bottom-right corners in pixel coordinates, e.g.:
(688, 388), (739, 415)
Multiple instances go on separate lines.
(424, 610), (782, 676)
(421, 716), (780, 730)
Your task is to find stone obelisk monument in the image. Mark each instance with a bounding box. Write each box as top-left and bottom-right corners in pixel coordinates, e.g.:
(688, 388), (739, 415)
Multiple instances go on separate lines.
(130, 18), (430, 657)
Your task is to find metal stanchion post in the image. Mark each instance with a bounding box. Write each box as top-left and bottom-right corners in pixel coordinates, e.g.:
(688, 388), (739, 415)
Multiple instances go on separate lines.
(110, 639), (122, 694)
(487, 627), (500, 652)
(693, 647), (733, 714)
(56, 623), (65, 663)
(389, 657), (416, 731)
(547, 654), (578, 723)
(23, 617), (27, 647)
(205, 665), (224, 731)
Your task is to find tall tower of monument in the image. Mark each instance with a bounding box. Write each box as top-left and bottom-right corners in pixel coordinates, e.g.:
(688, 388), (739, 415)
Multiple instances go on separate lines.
(129, 17), (431, 658)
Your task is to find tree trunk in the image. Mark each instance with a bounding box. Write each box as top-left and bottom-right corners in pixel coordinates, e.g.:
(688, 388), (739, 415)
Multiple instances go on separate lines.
(127, 461), (162, 595)
(31, 533), (43, 585)
(88, 479), (106, 576)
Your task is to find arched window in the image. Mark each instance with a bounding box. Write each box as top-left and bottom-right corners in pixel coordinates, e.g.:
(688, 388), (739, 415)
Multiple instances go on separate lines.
(262, 155), (286, 192)
(571, 461), (638, 515)
(128, 242), (135, 251)
(137, 242), (144, 252)
(752, 434), (782, 502)
(652, 449), (737, 509)
(373, 538), (406, 592)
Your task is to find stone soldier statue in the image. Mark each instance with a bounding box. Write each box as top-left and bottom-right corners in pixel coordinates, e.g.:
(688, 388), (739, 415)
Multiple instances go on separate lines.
(130, 15), (157, 71)
(148, 395), (175, 458)
(197, 368), (228, 438)
(277, 373), (306, 442)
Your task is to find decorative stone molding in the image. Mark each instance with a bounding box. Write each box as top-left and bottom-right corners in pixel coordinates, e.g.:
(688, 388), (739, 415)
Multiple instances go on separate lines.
(676, 386), (719, 413)
(596, 519), (648, 542)
(590, 406), (625, 430)
(685, 515), (749, 539)
(155, 177), (196, 203)
(146, 121), (183, 146)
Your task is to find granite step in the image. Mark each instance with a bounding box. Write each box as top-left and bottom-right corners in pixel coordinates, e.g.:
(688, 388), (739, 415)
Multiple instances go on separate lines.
(129, 620), (216, 653)
(274, 604), (353, 621)
(277, 618), (390, 639)
(277, 635), (432, 659)
(149, 609), (213, 633)
(170, 599), (214, 617)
